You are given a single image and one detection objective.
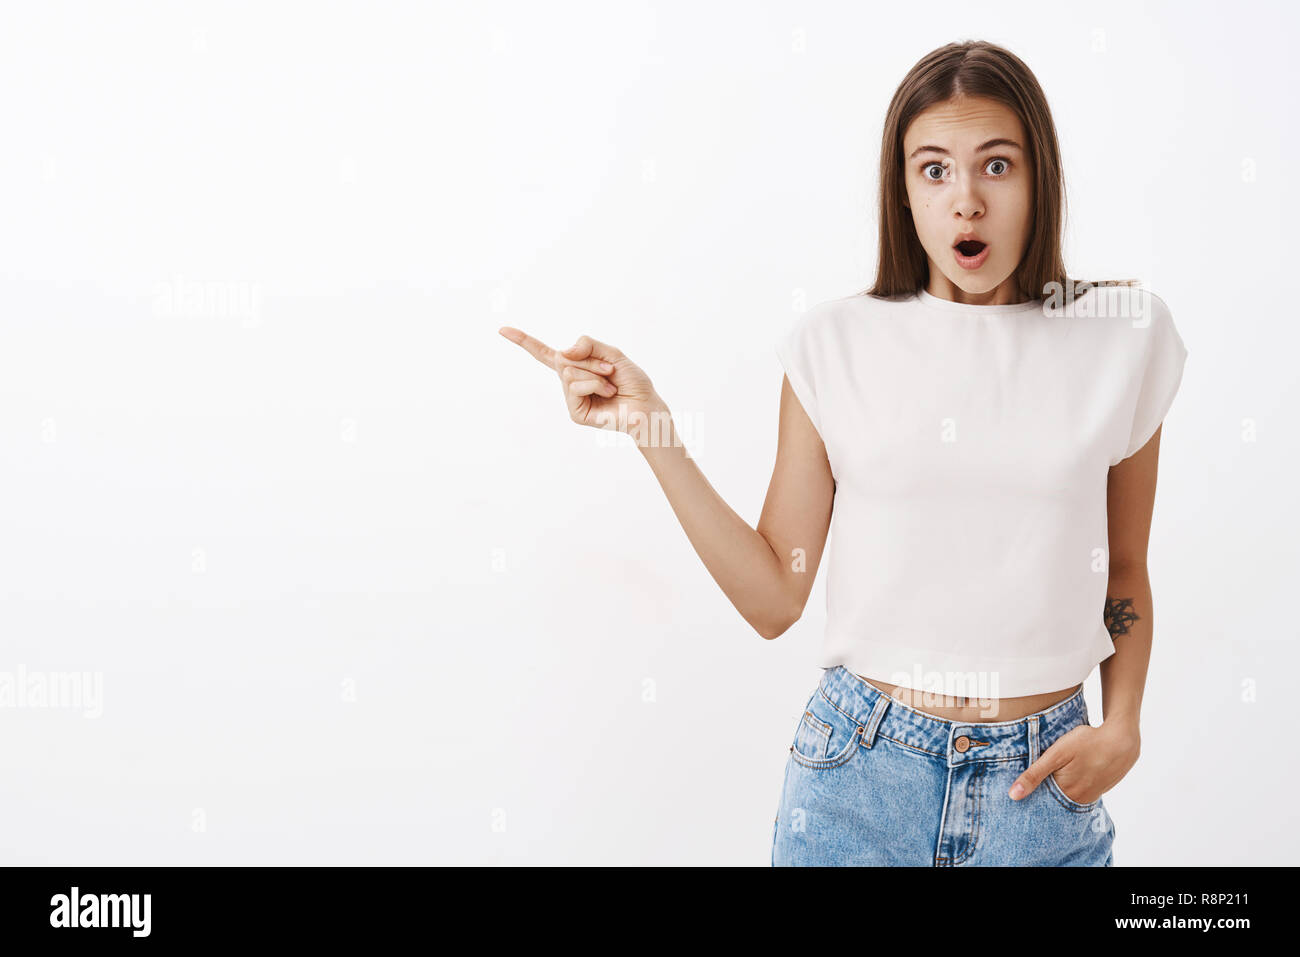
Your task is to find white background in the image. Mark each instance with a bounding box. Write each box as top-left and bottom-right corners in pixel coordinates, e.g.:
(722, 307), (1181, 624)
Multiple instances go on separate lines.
(0, 0), (1294, 865)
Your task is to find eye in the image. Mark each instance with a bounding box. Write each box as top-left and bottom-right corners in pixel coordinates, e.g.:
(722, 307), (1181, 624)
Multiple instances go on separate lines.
(921, 162), (947, 181)
(985, 157), (1012, 176)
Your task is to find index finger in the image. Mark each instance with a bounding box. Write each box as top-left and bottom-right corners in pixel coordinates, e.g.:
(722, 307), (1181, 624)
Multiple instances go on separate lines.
(498, 326), (559, 369)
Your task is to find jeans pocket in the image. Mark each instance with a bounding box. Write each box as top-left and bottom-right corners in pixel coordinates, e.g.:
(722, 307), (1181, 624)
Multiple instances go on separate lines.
(1044, 771), (1102, 812)
(792, 709), (831, 760)
(788, 687), (865, 771)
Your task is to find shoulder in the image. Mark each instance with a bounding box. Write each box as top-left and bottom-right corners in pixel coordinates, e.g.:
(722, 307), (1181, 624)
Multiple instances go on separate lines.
(1057, 283), (1182, 345)
(1123, 285), (1173, 326)
(1139, 288), (1187, 360)
(1058, 282), (1171, 322)
(1143, 287), (1172, 317)
(1107, 285), (1180, 344)
(787, 292), (894, 340)
(1074, 286), (1187, 380)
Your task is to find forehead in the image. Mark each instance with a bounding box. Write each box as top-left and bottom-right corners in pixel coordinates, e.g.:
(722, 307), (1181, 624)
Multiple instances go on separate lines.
(903, 96), (1025, 152)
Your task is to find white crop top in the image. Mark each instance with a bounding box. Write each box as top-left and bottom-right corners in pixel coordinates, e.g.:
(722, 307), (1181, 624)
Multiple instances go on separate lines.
(774, 285), (1188, 698)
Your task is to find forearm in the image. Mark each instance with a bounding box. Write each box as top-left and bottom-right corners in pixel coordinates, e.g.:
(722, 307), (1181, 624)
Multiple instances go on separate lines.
(1099, 562), (1153, 735)
(633, 405), (794, 638)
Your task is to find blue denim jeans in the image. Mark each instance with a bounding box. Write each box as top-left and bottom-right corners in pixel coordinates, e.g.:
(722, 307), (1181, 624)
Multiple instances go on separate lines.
(772, 666), (1115, 866)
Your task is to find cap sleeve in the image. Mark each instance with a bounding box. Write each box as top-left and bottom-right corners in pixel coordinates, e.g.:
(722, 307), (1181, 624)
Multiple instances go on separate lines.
(1120, 293), (1188, 461)
(774, 311), (823, 437)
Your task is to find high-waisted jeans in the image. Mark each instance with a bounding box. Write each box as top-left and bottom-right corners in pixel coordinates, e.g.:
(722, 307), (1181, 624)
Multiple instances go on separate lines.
(772, 666), (1116, 866)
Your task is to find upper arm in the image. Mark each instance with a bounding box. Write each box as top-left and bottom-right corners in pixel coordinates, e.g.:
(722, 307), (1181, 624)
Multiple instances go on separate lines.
(756, 374), (835, 631)
(1106, 422), (1162, 572)
(1107, 290), (1187, 571)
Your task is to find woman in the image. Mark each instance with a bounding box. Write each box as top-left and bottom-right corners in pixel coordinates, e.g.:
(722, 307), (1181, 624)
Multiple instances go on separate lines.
(499, 40), (1187, 866)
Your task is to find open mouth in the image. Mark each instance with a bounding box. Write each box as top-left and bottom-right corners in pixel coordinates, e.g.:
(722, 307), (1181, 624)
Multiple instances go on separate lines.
(952, 239), (990, 270)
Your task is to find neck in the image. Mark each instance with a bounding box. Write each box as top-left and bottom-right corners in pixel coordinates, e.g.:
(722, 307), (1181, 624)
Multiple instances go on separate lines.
(925, 273), (1029, 307)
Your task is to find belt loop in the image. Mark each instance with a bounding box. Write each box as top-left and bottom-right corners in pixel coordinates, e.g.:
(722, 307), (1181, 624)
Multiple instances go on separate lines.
(861, 693), (891, 748)
(1027, 714), (1040, 764)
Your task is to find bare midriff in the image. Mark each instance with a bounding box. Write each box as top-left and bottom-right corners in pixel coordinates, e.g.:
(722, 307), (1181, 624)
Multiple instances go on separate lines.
(856, 674), (1083, 723)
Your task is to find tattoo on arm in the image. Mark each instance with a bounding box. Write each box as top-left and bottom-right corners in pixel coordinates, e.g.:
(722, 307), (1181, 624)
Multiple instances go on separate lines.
(1104, 596), (1140, 641)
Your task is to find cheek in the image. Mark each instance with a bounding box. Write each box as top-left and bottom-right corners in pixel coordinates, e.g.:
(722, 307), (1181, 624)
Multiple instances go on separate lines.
(1012, 187), (1033, 225)
(905, 180), (932, 212)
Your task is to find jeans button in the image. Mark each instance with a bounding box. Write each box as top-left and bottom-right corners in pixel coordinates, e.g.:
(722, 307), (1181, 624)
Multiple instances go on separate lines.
(953, 735), (970, 753)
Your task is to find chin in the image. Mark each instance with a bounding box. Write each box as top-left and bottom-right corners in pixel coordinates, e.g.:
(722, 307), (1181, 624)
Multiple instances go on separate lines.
(939, 269), (1002, 295)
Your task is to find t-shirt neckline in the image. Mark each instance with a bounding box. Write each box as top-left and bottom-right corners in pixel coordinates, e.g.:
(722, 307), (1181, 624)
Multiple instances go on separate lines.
(916, 287), (1044, 316)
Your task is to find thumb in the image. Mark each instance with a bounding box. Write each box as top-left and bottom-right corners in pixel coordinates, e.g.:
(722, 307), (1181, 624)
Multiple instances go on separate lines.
(561, 338), (591, 361)
(560, 334), (624, 365)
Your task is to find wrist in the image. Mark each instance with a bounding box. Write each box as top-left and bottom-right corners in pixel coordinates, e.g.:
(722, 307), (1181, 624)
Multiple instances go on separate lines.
(632, 399), (676, 451)
(1101, 711), (1141, 739)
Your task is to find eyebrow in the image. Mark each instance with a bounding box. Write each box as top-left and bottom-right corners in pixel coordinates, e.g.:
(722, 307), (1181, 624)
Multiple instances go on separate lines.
(907, 138), (1024, 160)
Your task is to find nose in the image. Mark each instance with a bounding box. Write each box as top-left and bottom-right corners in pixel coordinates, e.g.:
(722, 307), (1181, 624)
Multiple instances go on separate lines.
(951, 175), (984, 220)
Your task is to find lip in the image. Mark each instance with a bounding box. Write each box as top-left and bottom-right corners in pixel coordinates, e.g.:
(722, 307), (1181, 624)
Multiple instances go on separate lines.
(952, 240), (991, 270)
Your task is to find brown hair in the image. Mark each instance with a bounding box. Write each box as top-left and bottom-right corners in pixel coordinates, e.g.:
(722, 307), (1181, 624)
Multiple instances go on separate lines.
(862, 40), (1133, 304)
